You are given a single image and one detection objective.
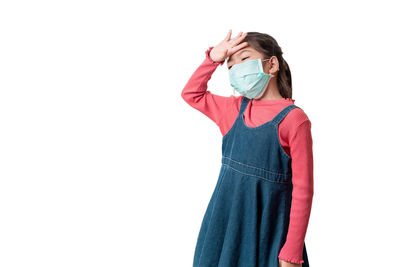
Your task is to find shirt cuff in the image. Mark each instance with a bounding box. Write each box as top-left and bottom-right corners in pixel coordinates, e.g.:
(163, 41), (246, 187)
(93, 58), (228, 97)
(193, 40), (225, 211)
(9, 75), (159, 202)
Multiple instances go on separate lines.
(278, 248), (305, 265)
(278, 255), (305, 265)
(205, 46), (225, 66)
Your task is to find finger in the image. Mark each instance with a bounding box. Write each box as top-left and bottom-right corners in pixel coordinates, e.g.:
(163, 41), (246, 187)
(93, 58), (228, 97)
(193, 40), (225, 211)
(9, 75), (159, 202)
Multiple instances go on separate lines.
(229, 42), (248, 54)
(224, 29), (232, 41)
(231, 32), (247, 46)
(227, 32), (241, 45)
(230, 31), (242, 41)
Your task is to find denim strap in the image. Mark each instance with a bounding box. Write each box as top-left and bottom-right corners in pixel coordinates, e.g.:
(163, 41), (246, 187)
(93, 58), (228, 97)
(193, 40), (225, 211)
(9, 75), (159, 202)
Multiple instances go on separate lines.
(272, 105), (301, 126)
(239, 97), (250, 116)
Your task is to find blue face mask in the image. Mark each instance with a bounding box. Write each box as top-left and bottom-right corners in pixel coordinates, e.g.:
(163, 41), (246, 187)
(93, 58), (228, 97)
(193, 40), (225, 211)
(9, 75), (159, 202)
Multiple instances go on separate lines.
(229, 58), (275, 99)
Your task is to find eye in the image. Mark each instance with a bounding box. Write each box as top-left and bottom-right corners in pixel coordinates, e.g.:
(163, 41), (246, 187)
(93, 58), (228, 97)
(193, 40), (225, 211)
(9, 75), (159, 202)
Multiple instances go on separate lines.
(228, 57), (250, 70)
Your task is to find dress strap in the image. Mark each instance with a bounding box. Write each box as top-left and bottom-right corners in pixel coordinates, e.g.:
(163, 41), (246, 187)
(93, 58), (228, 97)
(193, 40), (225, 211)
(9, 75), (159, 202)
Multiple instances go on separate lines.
(239, 97), (250, 116)
(271, 104), (302, 126)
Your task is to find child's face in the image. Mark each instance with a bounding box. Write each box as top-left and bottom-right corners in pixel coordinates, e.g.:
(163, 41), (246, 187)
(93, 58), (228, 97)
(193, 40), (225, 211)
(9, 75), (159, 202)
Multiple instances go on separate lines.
(227, 46), (277, 75)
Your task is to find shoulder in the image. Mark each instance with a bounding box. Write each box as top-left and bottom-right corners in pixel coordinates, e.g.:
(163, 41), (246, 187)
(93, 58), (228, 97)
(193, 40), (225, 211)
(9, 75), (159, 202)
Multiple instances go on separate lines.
(285, 105), (312, 128)
(279, 105), (312, 143)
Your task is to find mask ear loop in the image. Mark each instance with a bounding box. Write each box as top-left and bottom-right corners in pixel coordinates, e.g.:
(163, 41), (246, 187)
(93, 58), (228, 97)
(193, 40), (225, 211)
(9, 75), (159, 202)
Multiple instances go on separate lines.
(262, 57), (279, 76)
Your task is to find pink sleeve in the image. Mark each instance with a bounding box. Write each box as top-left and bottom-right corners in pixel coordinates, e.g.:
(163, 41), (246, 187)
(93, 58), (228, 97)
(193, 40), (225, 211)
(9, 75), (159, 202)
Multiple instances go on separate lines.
(278, 119), (314, 264)
(181, 46), (240, 134)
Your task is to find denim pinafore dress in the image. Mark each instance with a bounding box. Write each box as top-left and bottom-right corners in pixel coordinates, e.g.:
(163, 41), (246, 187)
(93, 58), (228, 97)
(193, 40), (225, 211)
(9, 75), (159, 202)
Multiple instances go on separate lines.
(193, 97), (310, 267)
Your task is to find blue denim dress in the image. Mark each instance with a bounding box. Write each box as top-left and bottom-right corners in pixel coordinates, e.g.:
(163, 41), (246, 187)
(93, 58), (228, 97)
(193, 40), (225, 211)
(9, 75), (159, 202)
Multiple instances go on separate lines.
(193, 97), (310, 267)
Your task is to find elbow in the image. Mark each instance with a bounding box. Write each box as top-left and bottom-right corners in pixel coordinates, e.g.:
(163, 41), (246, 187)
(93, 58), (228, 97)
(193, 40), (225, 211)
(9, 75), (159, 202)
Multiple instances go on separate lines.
(181, 87), (191, 103)
(181, 88), (198, 105)
(181, 89), (187, 102)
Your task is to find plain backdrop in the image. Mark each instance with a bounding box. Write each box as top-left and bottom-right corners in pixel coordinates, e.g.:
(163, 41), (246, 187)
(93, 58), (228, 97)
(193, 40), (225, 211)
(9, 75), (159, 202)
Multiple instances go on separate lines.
(1, 0), (399, 266)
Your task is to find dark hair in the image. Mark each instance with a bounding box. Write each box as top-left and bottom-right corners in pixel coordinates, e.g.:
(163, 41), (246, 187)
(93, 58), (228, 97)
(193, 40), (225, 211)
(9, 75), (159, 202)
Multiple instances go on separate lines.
(242, 32), (292, 99)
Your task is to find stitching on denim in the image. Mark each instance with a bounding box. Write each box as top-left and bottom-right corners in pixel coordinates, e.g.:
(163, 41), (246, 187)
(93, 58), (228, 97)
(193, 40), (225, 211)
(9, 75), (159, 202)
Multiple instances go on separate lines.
(222, 118), (238, 140)
(221, 163), (290, 184)
(272, 105), (291, 125)
(272, 105), (300, 160)
(222, 156), (291, 177)
(239, 97), (250, 115)
(223, 97), (248, 140)
(274, 123), (292, 160)
(271, 105), (296, 126)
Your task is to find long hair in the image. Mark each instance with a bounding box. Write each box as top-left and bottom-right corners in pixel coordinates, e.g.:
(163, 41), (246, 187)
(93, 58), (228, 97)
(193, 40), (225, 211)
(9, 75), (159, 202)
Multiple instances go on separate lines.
(241, 32), (292, 98)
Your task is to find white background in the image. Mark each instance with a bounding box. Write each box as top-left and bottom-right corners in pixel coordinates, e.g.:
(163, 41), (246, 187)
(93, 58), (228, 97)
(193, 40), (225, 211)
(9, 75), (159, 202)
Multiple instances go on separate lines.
(1, 0), (399, 266)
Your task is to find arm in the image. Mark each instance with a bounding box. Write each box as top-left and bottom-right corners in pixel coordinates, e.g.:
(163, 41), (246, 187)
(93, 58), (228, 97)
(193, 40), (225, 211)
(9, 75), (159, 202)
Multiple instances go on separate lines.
(181, 46), (237, 128)
(278, 120), (314, 264)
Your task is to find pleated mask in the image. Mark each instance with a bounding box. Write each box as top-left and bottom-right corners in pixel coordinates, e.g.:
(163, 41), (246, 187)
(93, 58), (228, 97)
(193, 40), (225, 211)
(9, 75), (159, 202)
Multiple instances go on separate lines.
(229, 58), (275, 99)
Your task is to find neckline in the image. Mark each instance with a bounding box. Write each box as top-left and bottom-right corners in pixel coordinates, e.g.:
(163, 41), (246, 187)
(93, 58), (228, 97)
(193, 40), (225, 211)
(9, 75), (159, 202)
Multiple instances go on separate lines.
(240, 110), (275, 129)
(251, 98), (295, 105)
(240, 101), (294, 130)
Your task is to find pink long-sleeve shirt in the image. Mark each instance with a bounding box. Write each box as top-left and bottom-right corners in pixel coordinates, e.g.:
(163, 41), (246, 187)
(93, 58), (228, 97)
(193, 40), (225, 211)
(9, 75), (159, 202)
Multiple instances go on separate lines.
(181, 46), (314, 264)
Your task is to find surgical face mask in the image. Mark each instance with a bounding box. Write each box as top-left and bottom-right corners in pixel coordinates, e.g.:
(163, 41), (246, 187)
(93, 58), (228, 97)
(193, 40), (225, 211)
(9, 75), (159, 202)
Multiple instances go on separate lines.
(229, 58), (275, 99)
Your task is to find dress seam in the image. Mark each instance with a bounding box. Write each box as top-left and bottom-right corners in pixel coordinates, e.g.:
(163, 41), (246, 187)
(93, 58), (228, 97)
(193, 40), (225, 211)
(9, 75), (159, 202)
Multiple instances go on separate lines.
(222, 156), (292, 177)
(221, 163), (291, 185)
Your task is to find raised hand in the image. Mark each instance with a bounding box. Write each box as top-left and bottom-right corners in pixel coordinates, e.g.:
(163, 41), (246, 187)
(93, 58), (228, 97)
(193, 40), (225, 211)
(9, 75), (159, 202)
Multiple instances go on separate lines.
(209, 29), (249, 63)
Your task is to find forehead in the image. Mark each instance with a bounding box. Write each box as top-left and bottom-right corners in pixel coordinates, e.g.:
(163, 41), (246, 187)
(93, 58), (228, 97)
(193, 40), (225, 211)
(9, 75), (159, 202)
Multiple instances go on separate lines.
(227, 49), (255, 63)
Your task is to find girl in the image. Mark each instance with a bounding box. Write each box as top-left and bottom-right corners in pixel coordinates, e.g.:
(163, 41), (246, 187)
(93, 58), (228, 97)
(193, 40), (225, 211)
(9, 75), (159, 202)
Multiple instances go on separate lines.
(181, 30), (313, 267)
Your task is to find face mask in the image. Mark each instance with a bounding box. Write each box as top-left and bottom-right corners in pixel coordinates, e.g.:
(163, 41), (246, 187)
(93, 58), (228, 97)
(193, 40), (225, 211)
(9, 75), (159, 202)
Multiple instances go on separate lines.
(229, 58), (275, 99)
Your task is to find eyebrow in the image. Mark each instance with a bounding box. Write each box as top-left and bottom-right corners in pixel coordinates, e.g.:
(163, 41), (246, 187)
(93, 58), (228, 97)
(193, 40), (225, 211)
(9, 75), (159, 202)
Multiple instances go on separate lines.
(227, 49), (252, 63)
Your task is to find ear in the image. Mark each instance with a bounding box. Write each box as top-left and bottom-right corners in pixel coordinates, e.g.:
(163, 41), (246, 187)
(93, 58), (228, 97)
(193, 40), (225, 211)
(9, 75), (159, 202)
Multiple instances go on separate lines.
(269, 56), (280, 75)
